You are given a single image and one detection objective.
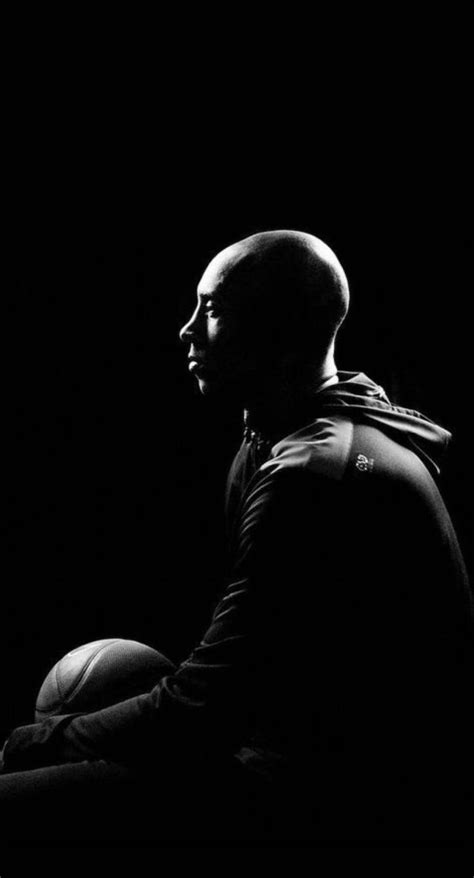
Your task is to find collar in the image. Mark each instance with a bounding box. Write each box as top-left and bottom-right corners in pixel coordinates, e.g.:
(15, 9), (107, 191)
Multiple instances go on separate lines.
(242, 373), (340, 446)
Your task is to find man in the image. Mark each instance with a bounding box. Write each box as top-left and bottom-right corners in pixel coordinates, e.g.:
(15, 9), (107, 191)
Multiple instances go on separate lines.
(1, 230), (472, 843)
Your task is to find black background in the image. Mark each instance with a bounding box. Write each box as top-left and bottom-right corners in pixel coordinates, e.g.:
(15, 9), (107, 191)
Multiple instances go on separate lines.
(4, 63), (473, 743)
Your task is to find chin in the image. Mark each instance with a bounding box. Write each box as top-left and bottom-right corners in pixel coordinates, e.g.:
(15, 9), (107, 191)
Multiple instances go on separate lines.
(197, 377), (214, 396)
(196, 374), (245, 403)
(196, 375), (222, 396)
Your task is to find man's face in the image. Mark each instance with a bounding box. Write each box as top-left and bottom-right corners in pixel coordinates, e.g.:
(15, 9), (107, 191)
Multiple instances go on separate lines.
(179, 253), (261, 399)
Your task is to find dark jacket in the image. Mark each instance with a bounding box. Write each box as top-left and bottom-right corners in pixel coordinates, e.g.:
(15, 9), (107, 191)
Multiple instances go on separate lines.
(4, 371), (473, 838)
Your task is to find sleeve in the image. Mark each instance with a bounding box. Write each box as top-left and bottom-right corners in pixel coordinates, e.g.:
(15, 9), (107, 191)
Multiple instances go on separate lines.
(3, 464), (316, 773)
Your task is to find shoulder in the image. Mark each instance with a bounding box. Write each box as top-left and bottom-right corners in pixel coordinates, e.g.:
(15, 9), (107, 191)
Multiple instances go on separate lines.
(265, 416), (440, 490)
(230, 418), (361, 564)
(235, 415), (355, 529)
(246, 414), (443, 521)
(261, 415), (355, 483)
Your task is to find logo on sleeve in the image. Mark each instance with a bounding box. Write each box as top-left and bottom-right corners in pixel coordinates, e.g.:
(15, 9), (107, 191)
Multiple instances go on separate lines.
(354, 453), (374, 473)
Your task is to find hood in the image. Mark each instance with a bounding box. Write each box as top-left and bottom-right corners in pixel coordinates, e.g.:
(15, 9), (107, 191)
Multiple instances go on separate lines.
(318, 371), (452, 477)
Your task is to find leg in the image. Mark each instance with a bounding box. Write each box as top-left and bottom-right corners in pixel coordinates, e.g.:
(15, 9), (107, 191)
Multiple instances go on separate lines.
(0, 759), (162, 845)
(0, 755), (271, 846)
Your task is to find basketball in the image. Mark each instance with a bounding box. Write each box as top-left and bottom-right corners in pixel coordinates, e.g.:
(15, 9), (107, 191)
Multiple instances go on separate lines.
(35, 638), (176, 722)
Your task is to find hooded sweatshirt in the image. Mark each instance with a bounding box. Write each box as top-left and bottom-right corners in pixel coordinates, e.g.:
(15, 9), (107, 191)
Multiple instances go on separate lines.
(4, 371), (473, 838)
(226, 370), (452, 523)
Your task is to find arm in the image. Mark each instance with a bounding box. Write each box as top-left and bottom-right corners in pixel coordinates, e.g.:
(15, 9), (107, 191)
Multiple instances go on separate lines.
(3, 466), (313, 773)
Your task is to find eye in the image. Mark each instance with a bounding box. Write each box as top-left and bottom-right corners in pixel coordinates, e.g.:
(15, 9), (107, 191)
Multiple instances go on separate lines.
(204, 304), (220, 318)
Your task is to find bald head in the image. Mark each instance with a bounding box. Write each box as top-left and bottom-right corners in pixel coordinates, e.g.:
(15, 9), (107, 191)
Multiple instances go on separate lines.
(180, 230), (350, 405)
(199, 230), (349, 362)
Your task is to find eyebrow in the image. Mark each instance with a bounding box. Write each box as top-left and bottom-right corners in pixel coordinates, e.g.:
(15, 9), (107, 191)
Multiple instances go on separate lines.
(197, 291), (225, 304)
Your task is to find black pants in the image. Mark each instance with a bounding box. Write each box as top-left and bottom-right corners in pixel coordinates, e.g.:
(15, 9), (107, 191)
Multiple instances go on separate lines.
(0, 754), (274, 846)
(1, 757), (473, 850)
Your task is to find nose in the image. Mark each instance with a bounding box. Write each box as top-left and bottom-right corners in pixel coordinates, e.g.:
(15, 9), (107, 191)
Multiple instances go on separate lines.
(179, 304), (201, 344)
(179, 317), (194, 344)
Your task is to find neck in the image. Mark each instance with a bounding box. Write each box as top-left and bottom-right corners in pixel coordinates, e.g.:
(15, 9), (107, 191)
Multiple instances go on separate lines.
(243, 353), (338, 441)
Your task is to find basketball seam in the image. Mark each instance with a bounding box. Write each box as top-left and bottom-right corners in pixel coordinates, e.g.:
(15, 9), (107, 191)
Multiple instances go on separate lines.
(58, 638), (122, 707)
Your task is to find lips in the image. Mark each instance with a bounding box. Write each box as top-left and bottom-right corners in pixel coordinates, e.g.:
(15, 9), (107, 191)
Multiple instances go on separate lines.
(189, 360), (204, 374)
(188, 356), (209, 375)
